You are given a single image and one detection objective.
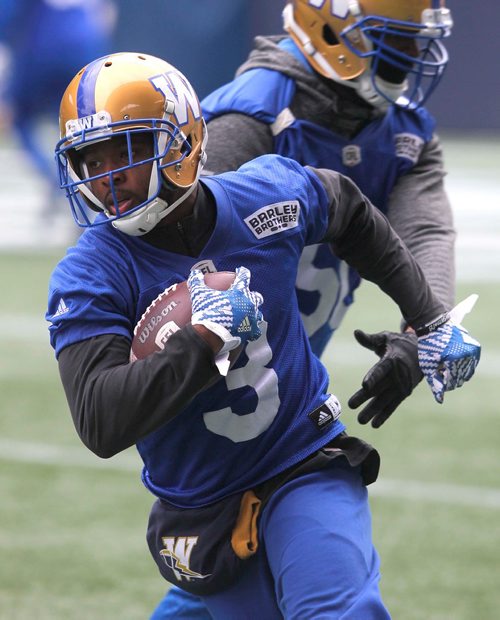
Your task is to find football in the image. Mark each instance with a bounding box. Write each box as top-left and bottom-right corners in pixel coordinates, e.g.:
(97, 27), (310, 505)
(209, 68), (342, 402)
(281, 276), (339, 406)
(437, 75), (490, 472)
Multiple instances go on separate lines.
(130, 271), (237, 362)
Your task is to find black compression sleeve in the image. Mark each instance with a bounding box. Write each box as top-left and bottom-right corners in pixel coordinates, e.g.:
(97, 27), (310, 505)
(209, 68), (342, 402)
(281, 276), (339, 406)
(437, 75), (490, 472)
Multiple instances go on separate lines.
(58, 326), (220, 458)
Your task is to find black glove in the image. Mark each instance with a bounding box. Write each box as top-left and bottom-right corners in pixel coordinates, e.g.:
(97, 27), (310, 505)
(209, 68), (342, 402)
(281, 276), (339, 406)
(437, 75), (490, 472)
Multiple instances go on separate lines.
(348, 329), (423, 428)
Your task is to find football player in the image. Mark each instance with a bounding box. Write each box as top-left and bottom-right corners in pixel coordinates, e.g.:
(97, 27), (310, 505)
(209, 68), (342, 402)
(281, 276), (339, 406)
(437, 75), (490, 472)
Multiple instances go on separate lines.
(47, 52), (479, 619)
(152, 0), (459, 617)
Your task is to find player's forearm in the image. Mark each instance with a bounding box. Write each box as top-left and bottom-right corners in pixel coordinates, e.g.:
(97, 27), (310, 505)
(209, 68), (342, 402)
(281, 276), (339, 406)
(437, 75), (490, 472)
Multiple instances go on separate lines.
(58, 328), (219, 458)
(386, 135), (456, 307)
(313, 167), (447, 328)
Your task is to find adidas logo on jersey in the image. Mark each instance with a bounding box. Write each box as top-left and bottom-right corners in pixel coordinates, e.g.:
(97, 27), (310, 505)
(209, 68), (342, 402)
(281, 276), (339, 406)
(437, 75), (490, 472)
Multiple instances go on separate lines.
(237, 316), (252, 333)
(308, 394), (342, 430)
(53, 298), (69, 318)
(317, 410), (332, 425)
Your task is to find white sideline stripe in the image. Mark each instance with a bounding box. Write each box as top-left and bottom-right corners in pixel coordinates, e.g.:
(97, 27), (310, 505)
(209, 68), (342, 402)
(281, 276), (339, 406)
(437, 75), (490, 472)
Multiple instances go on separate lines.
(0, 439), (139, 473)
(1, 439), (500, 510)
(371, 478), (500, 510)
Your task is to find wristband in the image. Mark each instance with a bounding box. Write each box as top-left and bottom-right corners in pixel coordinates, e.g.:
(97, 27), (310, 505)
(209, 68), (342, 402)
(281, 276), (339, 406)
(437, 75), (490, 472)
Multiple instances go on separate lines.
(414, 312), (450, 337)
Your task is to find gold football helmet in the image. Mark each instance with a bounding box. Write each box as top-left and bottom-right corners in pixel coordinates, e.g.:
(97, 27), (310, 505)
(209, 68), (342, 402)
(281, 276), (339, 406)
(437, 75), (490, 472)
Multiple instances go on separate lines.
(283, 0), (452, 108)
(56, 52), (206, 235)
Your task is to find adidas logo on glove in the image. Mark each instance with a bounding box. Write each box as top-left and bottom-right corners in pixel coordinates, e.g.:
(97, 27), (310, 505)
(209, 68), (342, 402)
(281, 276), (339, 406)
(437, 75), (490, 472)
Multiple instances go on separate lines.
(237, 316), (252, 333)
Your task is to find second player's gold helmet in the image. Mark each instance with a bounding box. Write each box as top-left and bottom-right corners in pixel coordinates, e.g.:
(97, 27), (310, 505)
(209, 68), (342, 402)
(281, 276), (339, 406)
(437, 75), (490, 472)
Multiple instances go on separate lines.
(283, 0), (452, 108)
(56, 52), (207, 235)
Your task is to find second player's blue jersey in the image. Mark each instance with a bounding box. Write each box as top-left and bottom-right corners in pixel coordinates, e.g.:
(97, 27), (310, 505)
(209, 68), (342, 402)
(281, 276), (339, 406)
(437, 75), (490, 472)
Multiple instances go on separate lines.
(202, 37), (437, 355)
(47, 155), (346, 507)
(2, 0), (114, 114)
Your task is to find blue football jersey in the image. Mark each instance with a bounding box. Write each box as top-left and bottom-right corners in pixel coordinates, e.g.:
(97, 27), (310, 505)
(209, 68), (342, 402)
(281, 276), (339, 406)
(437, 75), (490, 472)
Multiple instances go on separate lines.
(47, 155), (346, 507)
(202, 37), (437, 355)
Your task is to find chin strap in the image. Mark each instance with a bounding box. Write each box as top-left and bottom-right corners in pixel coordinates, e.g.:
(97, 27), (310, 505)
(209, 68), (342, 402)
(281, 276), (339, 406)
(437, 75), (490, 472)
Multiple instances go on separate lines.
(111, 179), (198, 236)
(355, 72), (407, 110)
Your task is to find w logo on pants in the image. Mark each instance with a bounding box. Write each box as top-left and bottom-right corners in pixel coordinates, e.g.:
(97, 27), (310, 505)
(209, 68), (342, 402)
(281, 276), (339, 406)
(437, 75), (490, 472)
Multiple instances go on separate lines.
(159, 536), (211, 583)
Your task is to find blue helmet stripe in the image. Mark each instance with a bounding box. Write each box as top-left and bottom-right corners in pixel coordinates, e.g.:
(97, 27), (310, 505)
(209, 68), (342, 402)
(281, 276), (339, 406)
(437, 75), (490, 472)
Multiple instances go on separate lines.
(77, 57), (107, 117)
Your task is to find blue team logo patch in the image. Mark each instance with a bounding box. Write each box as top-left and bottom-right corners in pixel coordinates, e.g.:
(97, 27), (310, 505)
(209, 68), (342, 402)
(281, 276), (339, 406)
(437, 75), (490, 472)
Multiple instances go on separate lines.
(342, 145), (362, 167)
(244, 201), (300, 239)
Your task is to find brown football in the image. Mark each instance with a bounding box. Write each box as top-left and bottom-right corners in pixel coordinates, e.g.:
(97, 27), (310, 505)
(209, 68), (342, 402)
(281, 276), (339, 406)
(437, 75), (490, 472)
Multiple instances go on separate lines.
(130, 271), (237, 362)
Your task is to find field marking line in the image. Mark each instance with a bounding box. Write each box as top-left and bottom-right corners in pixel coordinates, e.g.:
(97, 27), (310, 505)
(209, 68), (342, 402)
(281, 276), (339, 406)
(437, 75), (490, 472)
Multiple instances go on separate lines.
(1, 439), (499, 510)
(371, 478), (500, 510)
(0, 439), (139, 472)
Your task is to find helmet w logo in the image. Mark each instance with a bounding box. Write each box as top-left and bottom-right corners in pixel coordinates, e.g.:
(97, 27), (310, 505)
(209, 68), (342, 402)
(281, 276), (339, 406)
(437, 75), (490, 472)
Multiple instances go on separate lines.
(151, 71), (202, 126)
(308, 0), (349, 19)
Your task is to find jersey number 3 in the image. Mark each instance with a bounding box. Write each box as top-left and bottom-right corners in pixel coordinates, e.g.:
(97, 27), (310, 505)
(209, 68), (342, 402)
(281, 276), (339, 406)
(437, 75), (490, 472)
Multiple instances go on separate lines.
(203, 322), (281, 443)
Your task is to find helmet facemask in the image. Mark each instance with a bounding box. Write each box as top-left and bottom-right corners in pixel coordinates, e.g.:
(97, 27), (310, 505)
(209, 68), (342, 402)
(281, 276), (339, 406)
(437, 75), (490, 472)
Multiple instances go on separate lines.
(342, 10), (452, 109)
(56, 116), (206, 236)
(284, 2), (452, 109)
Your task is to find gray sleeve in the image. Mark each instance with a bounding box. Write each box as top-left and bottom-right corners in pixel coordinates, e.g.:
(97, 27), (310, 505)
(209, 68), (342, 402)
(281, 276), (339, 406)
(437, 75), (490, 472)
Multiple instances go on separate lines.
(386, 135), (456, 307)
(310, 166), (447, 329)
(204, 113), (274, 174)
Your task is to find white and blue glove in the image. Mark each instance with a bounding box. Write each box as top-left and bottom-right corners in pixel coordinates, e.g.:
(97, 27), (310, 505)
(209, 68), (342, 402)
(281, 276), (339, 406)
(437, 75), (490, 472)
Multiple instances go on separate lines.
(417, 294), (481, 403)
(188, 266), (263, 353)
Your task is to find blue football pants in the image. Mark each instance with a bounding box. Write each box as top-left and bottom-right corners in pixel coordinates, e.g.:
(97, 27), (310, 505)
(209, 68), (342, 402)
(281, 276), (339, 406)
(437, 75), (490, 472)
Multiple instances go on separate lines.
(150, 460), (390, 619)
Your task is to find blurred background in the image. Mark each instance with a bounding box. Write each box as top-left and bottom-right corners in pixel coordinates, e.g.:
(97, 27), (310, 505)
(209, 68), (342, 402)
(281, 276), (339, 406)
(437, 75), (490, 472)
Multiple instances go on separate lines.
(0, 1), (499, 619)
(114, 0), (500, 131)
(0, 0), (499, 250)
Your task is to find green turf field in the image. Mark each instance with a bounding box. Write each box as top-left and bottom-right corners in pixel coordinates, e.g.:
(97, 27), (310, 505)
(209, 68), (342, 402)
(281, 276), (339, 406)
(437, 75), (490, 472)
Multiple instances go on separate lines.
(0, 249), (498, 619)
